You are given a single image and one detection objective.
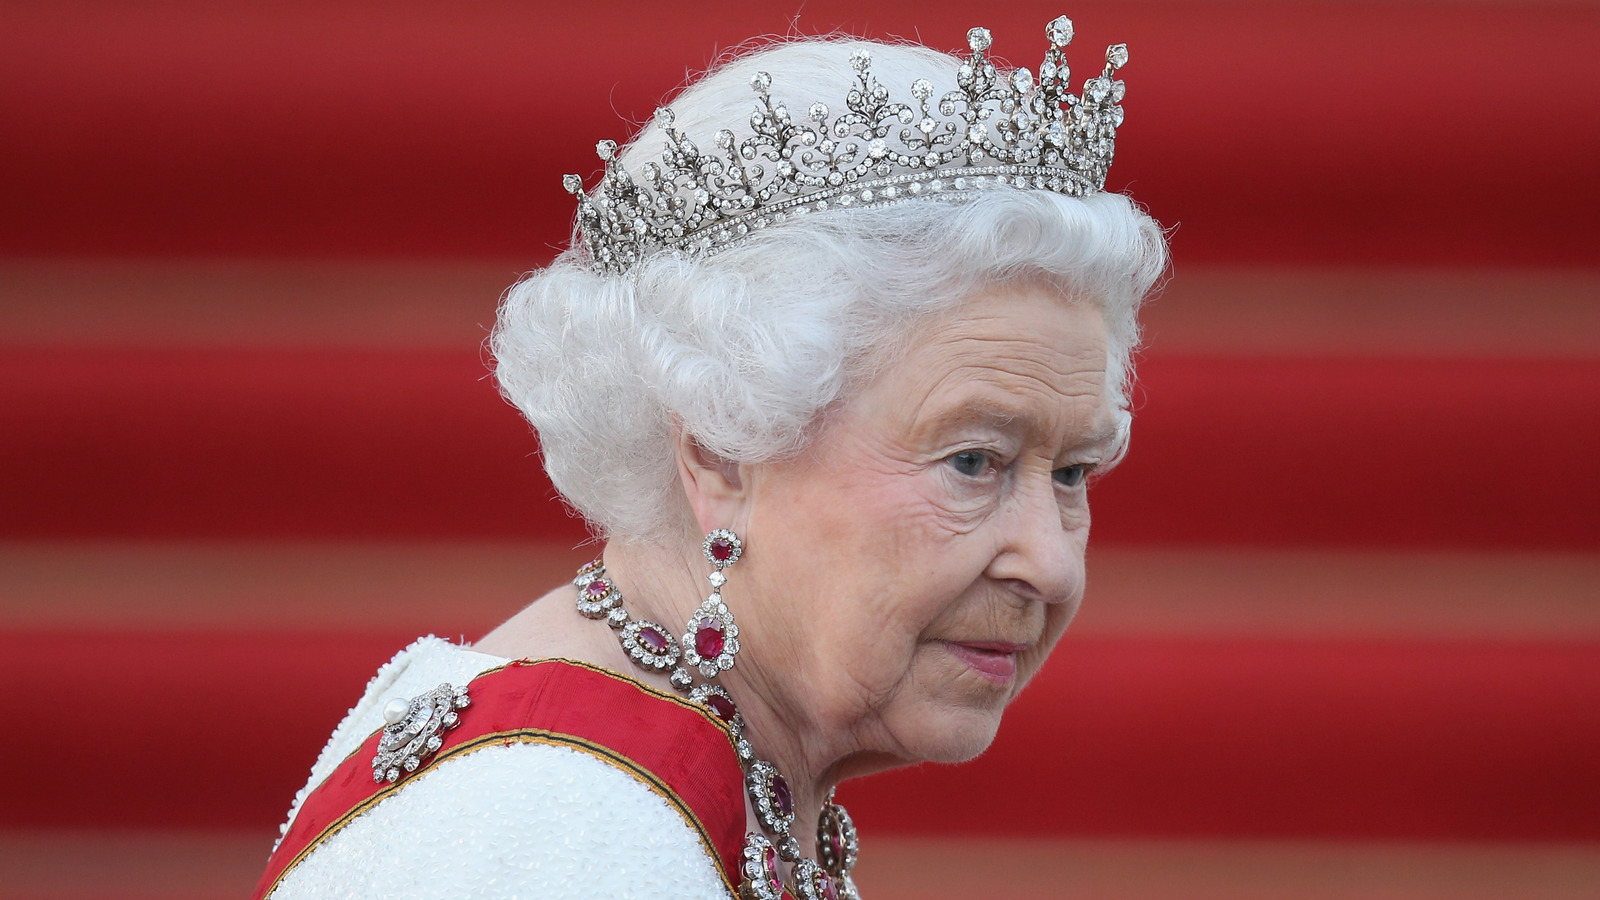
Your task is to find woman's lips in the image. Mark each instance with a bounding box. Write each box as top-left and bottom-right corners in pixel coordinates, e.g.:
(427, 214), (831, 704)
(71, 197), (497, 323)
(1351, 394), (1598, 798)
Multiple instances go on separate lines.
(941, 641), (1025, 683)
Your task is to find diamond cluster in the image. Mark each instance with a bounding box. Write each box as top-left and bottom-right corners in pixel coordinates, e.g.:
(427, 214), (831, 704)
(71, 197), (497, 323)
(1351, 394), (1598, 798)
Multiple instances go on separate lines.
(565, 16), (1129, 274)
(371, 683), (470, 784)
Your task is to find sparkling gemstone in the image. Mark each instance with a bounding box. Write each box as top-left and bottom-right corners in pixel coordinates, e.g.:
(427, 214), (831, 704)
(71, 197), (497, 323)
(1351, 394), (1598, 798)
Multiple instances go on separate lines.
(706, 693), (738, 724)
(821, 876), (839, 900)
(750, 71), (772, 92)
(1047, 16), (1074, 46)
(1111, 81), (1127, 103)
(709, 538), (735, 562)
(708, 571), (727, 587)
(762, 845), (782, 891)
(1106, 43), (1130, 69)
(694, 619), (725, 657)
(809, 102), (829, 120)
(967, 123), (987, 143)
(910, 78), (933, 100)
(654, 107), (674, 128)
(771, 773), (793, 816)
(867, 138), (888, 158)
(638, 626), (670, 653)
(849, 49), (871, 72)
(716, 129), (735, 149)
(585, 579), (609, 598)
(561, 174), (583, 195)
(595, 140), (617, 160)
(966, 27), (992, 51)
(1010, 67), (1034, 94)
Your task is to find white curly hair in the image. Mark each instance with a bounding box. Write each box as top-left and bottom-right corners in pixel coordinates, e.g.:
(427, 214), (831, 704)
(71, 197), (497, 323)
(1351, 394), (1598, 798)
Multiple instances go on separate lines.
(492, 38), (1167, 540)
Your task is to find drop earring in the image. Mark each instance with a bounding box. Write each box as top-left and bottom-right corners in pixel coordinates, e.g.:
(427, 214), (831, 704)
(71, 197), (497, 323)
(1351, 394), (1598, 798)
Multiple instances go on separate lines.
(681, 528), (742, 679)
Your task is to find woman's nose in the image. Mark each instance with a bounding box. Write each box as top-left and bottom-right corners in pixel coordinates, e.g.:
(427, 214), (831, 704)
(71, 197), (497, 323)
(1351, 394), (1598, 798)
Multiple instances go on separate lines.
(986, 474), (1085, 605)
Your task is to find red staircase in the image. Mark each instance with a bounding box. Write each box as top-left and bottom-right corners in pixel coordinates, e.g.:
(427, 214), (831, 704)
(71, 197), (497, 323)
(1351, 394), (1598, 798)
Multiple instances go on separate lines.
(2, 2), (1597, 897)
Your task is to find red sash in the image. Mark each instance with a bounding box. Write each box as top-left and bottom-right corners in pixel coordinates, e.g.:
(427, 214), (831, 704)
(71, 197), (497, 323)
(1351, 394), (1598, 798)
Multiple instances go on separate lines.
(254, 658), (749, 898)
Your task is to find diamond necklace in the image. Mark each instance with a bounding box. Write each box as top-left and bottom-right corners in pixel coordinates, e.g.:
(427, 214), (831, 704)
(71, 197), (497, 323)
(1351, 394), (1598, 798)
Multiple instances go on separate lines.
(574, 559), (860, 900)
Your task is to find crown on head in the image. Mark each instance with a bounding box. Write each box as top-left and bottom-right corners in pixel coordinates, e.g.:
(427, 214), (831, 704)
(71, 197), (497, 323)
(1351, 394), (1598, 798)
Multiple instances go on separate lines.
(565, 16), (1129, 275)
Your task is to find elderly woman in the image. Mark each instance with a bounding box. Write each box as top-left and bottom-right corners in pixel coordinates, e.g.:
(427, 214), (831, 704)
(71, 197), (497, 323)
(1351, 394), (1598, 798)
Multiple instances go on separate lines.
(256, 17), (1163, 900)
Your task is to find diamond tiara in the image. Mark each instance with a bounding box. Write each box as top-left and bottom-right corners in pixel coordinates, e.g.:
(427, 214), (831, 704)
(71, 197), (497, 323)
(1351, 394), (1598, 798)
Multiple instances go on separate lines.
(564, 16), (1129, 275)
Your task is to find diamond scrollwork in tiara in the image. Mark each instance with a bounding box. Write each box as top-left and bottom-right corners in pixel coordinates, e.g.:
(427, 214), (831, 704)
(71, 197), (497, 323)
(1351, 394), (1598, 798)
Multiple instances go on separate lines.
(564, 15), (1130, 275)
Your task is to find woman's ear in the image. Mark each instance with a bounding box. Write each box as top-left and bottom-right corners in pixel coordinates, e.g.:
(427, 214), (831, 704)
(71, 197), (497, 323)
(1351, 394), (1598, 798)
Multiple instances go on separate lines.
(672, 424), (747, 534)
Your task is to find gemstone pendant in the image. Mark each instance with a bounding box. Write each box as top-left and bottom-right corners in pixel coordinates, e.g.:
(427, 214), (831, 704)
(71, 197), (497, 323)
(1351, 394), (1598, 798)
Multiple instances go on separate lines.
(792, 858), (832, 900)
(746, 760), (796, 835)
(738, 833), (784, 900)
(681, 595), (740, 678)
(573, 560), (622, 619)
(689, 683), (743, 731)
(817, 798), (859, 878)
(620, 619), (682, 671)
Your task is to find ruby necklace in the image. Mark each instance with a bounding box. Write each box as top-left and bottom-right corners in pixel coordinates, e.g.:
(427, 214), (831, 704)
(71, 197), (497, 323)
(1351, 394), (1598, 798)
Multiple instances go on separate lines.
(574, 558), (859, 900)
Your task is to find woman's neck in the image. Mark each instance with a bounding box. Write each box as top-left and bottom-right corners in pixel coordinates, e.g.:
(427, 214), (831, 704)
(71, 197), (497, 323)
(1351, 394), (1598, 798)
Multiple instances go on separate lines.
(602, 537), (839, 859)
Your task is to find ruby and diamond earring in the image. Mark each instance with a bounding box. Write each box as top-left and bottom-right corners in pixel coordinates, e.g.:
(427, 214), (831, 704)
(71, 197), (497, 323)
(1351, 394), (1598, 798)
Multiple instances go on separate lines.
(681, 528), (743, 679)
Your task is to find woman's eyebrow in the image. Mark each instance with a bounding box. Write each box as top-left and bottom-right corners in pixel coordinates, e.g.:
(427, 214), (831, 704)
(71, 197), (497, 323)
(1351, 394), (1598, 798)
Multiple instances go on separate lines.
(929, 398), (1023, 432)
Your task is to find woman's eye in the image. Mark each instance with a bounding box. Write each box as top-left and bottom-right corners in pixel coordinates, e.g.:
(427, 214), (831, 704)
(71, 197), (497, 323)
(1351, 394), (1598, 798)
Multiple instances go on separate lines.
(948, 450), (990, 477)
(1054, 464), (1087, 487)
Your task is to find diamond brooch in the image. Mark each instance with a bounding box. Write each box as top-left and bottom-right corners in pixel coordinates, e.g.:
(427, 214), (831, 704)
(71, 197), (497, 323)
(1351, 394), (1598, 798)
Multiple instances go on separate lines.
(371, 683), (470, 784)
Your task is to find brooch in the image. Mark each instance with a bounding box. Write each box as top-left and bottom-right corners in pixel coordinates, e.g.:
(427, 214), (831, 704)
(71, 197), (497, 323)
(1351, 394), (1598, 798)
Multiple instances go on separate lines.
(371, 683), (470, 784)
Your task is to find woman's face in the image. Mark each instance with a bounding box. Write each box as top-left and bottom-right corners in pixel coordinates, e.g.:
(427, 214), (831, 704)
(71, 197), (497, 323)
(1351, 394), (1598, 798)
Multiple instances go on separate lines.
(737, 280), (1117, 770)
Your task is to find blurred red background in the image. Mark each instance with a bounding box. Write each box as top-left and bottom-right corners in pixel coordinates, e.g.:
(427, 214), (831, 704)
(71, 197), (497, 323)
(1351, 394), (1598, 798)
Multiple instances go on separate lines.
(1, 2), (1597, 898)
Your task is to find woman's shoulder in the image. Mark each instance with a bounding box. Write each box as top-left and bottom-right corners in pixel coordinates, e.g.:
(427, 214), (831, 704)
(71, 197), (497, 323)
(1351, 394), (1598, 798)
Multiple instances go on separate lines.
(266, 638), (736, 899)
(271, 737), (731, 899)
(292, 636), (508, 810)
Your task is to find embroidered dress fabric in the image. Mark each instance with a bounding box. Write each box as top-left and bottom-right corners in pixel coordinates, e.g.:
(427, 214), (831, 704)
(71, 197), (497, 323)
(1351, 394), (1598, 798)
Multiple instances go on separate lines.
(267, 637), (733, 900)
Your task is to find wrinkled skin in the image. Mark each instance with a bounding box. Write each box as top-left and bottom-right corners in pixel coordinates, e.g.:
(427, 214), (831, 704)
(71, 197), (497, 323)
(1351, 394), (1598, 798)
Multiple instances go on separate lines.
(479, 278), (1118, 851)
(720, 280), (1116, 777)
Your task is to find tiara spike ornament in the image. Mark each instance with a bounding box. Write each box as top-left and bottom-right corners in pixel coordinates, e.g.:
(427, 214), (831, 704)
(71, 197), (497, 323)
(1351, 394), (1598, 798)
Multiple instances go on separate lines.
(563, 16), (1130, 275)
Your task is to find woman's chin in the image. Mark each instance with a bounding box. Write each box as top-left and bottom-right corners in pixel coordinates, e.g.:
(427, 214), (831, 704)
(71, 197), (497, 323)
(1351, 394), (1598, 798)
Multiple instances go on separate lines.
(893, 704), (1007, 765)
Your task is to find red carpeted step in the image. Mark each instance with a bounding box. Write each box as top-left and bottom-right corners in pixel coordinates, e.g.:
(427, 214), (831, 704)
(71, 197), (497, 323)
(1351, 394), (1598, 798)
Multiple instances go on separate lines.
(2, 630), (1595, 839)
(846, 635), (1600, 841)
(3, 347), (1597, 548)
(1, 2), (1597, 264)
